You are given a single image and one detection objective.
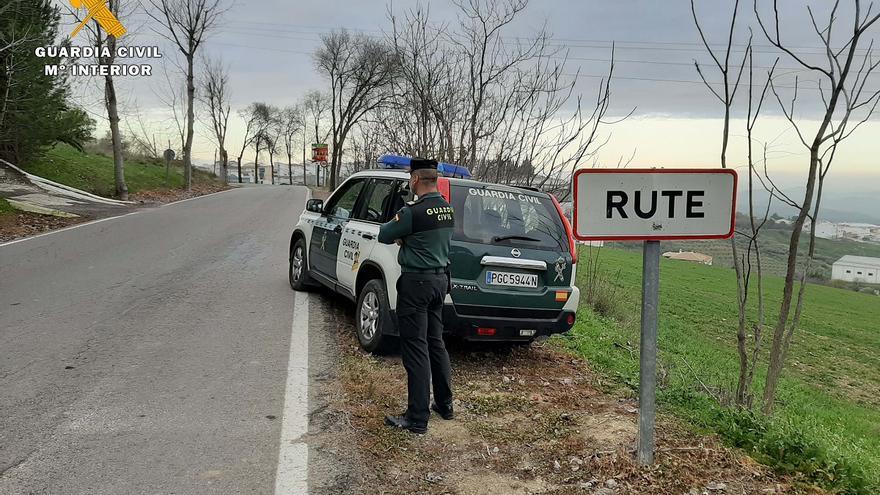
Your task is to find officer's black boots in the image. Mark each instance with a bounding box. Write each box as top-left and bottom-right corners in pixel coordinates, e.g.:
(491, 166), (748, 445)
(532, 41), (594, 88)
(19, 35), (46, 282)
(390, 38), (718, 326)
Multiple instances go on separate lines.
(384, 414), (427, 434)
(431, 401), (454, 420)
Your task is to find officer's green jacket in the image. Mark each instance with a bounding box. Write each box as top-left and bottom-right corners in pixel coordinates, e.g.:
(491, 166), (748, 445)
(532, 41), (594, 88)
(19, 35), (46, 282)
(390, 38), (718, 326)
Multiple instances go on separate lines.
(378, 191), (454, 271)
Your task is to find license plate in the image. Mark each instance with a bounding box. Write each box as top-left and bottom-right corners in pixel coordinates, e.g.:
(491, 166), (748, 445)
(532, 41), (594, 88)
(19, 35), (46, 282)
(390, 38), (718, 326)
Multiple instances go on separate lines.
(485, 271), (538, 288)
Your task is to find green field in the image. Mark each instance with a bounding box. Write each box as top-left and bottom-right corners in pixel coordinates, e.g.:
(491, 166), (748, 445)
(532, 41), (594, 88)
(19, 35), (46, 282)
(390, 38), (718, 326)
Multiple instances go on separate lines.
(563, 247), (880, 493)
(21, 144), (217, 198)
(608, 226), (880, 280)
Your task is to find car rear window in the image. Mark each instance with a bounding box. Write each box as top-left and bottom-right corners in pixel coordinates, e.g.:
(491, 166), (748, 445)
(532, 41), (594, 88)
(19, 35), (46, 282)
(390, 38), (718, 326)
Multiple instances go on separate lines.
(450, 185), (567, 252)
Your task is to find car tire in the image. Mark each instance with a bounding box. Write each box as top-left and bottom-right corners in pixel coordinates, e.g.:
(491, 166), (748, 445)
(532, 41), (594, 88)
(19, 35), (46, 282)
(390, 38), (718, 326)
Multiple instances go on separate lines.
(289, 237), (313, 291)
(356, 279), (393, 353)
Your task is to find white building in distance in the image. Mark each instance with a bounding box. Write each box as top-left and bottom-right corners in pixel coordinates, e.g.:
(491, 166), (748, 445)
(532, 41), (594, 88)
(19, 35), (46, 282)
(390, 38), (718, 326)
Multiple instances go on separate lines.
(831, 255), (880, 284)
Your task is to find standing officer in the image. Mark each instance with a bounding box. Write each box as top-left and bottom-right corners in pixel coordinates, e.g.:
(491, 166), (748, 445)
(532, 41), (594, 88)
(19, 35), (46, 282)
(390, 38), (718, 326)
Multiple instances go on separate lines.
(378, 157), (455, 434)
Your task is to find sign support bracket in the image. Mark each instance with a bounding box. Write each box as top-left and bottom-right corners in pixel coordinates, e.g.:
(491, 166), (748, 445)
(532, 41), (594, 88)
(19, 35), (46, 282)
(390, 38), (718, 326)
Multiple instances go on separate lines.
(637, 239), (660, 465)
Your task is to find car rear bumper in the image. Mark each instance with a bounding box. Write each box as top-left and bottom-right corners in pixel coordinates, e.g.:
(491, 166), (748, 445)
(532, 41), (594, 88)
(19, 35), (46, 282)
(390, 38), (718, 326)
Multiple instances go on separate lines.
(441, 304), (575, 341)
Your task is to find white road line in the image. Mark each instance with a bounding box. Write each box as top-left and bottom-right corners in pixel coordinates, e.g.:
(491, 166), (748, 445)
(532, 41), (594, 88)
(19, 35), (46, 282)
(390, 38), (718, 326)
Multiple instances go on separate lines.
(0, 187), (244, 248)
(275, 292), (310, 495)
(0, 211), (141, 248)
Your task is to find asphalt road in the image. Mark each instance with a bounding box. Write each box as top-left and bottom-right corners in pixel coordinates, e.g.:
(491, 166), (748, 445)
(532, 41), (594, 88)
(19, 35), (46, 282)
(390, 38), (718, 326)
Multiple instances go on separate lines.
(0, 186), (319, 494)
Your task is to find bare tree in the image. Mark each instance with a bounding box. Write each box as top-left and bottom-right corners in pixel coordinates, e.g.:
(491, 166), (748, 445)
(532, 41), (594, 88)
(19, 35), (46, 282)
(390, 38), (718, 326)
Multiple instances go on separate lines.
(153, 62), (187, 155)
(234, 103), (264, 183)
(147, 0), (228, 191)
(264, 105), (280, 185)
(315, 29), (397, 189)
(451, 0), (551, 172)
(200, 56), (231, 183)
(380, 0), (625, 196)
(125, 104), (161, 159)
(754, 0), (880, 413)
(301, 90), (329, 186)
(690, 0), (754, 406)
(68, 0), (129, 199)
(277, 105), (304, 185)
(250, 103), (272, 184)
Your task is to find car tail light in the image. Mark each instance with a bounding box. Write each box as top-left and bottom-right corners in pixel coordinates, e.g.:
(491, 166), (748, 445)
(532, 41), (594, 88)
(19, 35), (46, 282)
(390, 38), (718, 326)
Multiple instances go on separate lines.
(476, 327), (496, 336)
(550, 194), (577, 264)
(555, 291), (569, 302)
(566, 313), (576, 325)
(438, 177), (451, 202)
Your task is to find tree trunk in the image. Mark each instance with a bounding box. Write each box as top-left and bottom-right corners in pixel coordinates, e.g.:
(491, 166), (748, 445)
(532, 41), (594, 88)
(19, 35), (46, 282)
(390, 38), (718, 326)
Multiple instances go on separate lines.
(269, 151), (275, 185)
(220, 148), (228, 184)
(254, 145), (260, 184)
(236, 156), (242, 183)
(0, 53), (12, 131)
(104, 36), (127, 200)
(184, 53), (196, 191)
(762, 149), (820, 414)
(288, 154), (293, 186)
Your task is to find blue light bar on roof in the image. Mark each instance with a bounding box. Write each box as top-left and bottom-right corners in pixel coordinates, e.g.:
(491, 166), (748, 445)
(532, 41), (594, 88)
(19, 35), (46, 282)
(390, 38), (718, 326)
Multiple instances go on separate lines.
(438, 162), (472, 178)
(376, 154), (471, 178)
(377, 154), (411, 169)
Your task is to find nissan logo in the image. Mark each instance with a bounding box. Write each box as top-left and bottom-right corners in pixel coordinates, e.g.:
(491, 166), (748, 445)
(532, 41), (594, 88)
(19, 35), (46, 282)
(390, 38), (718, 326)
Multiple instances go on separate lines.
(510, 248), (521, 258)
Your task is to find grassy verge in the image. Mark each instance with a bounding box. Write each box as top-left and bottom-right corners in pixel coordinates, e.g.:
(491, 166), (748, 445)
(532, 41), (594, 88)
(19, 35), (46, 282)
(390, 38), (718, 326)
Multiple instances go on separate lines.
(559, 247), (879, 494)
(21, 144), (218, 197)
(0, 197), (15, 215)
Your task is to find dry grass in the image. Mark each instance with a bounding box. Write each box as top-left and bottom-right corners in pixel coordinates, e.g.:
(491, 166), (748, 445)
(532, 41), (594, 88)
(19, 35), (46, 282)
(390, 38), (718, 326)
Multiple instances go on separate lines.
(331, 324), (818, 494)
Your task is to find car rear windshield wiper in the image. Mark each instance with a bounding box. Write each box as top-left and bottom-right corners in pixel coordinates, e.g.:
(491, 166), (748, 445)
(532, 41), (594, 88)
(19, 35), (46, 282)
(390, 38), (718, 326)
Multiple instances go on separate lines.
(492, 234), (541, 243)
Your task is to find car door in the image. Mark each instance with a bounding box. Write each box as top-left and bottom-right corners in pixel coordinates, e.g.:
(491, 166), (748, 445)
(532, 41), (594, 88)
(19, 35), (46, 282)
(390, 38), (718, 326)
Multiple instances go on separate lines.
(309, 178), (367, 282)
(336, 178), (398, 293)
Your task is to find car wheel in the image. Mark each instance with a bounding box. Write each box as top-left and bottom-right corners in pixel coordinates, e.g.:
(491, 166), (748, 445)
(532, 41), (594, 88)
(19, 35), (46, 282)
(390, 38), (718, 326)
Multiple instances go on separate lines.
(356, 279), (392, 353)
(289, 238), (313, 291)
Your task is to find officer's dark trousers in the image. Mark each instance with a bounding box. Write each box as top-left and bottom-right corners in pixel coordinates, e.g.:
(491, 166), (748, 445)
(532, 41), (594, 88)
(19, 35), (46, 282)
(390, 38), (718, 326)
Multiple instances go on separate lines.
(396, 272), (453, 423)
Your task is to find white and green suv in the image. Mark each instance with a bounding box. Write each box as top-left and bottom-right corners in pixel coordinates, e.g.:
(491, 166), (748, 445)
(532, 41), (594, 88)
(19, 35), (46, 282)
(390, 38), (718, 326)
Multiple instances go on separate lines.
(288, 162), (580, 352)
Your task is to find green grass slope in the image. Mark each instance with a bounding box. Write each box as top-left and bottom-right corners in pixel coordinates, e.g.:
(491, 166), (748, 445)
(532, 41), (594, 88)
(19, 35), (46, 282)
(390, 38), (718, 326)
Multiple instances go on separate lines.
(21, 144), (216, 197)
(564, 247), (880, 493)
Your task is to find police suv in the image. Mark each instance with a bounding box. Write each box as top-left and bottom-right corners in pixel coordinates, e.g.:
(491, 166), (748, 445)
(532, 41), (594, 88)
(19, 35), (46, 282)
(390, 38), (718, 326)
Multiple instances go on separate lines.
(288, 155), (580, 352)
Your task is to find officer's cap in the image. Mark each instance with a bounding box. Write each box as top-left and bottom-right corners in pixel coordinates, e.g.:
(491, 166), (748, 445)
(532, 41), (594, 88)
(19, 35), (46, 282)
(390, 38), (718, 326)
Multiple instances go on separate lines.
(409, 157), (438, 172)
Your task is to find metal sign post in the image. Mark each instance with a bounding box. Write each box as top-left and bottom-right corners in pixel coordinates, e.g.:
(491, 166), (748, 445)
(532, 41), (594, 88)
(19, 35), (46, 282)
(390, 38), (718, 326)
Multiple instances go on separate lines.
(637, 239), (660, 465)
(572, 168), (738, 466)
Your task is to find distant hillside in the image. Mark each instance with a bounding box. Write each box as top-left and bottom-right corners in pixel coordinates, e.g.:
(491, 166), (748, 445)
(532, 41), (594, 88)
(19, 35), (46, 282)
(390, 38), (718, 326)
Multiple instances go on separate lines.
(737, 188), (880, 225)
(608, 221), (880, 280)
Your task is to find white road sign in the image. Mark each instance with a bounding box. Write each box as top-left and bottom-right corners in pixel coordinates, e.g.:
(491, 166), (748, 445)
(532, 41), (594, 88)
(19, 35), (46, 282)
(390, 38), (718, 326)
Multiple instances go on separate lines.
(572, 169), (737, 241)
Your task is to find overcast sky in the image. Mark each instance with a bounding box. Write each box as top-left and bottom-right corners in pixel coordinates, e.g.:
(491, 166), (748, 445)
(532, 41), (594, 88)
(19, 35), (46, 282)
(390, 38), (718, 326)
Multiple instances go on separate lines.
(57, 0), (880, 201)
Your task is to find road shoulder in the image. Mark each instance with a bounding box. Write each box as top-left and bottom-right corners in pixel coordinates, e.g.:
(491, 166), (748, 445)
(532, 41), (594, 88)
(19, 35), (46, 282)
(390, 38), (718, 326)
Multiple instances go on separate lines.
(327, 319), (812, 494)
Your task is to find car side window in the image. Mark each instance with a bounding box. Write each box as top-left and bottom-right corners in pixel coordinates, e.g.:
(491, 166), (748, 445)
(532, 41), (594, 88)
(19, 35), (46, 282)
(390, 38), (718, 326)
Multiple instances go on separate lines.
(388, 179), (412, 216)
(356, 179), (396, 223)
(325, 179), (366, 220)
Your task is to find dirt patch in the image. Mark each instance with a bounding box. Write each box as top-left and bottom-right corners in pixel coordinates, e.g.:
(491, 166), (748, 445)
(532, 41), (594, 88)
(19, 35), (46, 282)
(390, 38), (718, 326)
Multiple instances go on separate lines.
(0, 211), (86, 243)
(324, 297), (824, 494)
(130, 182), (229, 204)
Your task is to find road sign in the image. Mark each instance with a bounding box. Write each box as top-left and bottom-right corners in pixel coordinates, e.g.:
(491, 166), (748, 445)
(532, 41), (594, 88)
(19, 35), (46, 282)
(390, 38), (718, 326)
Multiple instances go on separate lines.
(572, 168), (737, 241)
(570, 167), (737, 466)
(311, 143), (328, 163)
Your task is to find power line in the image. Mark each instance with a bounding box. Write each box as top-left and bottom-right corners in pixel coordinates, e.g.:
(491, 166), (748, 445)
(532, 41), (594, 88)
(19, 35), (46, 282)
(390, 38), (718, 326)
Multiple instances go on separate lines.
(219, 18), (878, 55)
(213, 27), (808, 72)
(209, 41), (841, 92)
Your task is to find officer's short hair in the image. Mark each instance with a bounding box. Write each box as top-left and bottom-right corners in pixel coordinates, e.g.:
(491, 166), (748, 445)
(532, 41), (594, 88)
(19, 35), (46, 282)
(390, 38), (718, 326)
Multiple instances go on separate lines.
(412, 168), (439, 183)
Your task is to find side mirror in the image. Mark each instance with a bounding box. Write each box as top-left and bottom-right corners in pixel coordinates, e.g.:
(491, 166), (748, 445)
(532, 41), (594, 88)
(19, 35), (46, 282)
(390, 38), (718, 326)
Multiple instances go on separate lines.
(306, 198), (324, 214)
